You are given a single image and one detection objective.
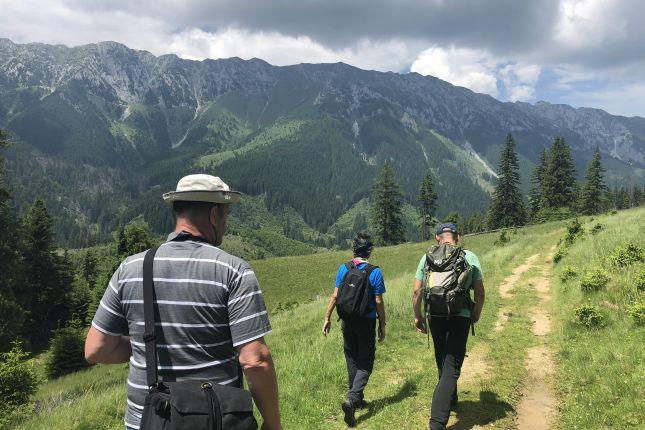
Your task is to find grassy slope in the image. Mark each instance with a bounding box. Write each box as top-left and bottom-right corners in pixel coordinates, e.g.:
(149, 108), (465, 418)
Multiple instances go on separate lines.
(551, 208), (645, 429)
(14, 208), (644, 429)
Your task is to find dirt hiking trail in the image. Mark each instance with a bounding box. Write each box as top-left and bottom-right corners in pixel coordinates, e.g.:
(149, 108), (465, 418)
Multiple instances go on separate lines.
(517, 246), (557, 430)
(447, 246), (558, 430)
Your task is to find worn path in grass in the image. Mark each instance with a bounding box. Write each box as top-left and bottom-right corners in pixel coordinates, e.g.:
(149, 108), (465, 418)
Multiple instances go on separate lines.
(516, 246), (557, 430)
(447, 244), (559, 430)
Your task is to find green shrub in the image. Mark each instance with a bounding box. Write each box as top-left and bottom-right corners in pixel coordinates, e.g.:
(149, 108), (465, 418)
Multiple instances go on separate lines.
(46, 323), (91, 379)
(574, 305), (605, 328)
(564, 218), (584, 245)
(273, 300), (300, 315)
(553, 245), (568, 264)
(0, 343), (37, 427)
(610, 209), (618, 215)
(560, 266), (578, 282)
(494, 231), (510, 246)
(590, 223), (603, 235)
(609, 242), (644, 267)
(627, 301), (645, 326)
(637, 270), (645, 293)
(580, 269), (610, 292)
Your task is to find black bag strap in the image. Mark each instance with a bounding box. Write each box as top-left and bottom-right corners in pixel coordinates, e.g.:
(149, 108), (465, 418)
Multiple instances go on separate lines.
(143, 246), (160, 388)
(363, 263), (378, 276)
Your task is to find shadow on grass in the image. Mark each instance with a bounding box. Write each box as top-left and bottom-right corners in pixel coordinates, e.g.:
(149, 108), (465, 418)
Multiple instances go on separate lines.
(356, 380), (418, 424)
(447, 390), (514, 430)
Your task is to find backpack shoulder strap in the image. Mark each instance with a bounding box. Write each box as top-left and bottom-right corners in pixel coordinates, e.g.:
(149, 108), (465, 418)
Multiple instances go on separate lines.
(363, 263), (378, 275)
(143, 246), (160, 388)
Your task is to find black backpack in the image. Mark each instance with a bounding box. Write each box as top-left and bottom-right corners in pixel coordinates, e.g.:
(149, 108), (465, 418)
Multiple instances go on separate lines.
(421, 244), (475, 336)
(336, 261), (377, 320)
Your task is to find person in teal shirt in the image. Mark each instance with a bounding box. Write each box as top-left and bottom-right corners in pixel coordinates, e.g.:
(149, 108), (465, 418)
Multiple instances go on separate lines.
(412, 223), (485, 430)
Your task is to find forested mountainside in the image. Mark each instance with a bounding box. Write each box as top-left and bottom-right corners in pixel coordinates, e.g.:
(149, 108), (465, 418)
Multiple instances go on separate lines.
(1, 38), (643, 246)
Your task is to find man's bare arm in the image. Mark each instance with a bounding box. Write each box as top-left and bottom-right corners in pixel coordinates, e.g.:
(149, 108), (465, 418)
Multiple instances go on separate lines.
(375, 294), (386, 342)
(237, 338), (281, 430)
(322, 288), (338, 336)
(412, 278), (426, 333)
(84, 326), (132, 364)
(471, 279), (485, 323)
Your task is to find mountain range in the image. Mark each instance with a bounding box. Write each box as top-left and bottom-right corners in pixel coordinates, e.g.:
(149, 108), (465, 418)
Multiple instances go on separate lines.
(0, 38), (643, 249)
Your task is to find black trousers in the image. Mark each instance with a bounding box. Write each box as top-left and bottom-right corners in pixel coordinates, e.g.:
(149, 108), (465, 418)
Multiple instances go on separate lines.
(342, 318), (377, 404)
(428, 316), (471, 430)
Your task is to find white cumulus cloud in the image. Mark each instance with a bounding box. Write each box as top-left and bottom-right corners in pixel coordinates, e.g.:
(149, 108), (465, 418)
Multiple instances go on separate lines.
(410, 46), (499, 96)
(411, 46), (542, 101)
(168, 28), (414, 72)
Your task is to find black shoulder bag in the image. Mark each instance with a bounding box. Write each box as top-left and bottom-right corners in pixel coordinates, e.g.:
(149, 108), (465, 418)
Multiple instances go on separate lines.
(139, 247), (258, 430)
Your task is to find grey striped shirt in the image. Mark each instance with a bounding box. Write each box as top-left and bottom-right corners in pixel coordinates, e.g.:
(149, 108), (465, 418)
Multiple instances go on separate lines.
(91, 231), (271, 429)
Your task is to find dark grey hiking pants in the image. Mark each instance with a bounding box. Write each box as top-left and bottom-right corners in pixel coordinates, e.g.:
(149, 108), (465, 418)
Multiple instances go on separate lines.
(342, 318), (377, 404)
(429, 316), (471, 430)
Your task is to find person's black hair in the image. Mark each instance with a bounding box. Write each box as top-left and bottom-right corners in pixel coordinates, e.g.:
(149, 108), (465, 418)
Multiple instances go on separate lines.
(171, 201), (217, 222)
(352, 231), (374, 258)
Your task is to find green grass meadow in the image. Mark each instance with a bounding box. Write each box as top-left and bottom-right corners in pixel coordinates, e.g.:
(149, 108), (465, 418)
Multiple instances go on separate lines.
(12, 208), (645, 429)
(551, 208), (645, 429)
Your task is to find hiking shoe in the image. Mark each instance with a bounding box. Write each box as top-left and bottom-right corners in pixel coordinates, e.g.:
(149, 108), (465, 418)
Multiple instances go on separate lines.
(355, 399), (367, 409)
(341, 400), (357, 427)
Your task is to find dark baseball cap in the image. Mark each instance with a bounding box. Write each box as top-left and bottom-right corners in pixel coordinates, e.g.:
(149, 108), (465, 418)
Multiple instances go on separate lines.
(435, 222), (458, 235)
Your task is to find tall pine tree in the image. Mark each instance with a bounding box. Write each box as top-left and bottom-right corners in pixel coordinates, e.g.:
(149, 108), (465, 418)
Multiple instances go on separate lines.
(528, 148), (547, 218)
(0, 130), (25, 352)
(371, 161), (405, 245)
(541, 137), (577, 209)
(488, 133), (526, 229)
(21, 198), (73, 350)
(579, 147), (606, 215)
(418, 170), (438, 241)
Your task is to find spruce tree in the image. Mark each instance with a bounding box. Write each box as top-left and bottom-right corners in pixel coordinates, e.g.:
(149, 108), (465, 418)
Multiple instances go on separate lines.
(443, 211), (460, 225)
(371, 162), (405, 245)
(579, 147), (606, 215)
(541, 137), (577, 209)
(487, 133), (526, 229)
(633, 185), (643, 207)
(528, 148), (547, 218)
(418, 170), (438, 241)
(82, 250), (99, 289)
(21, 198), (73, 349)
(0, 130), (24, 352)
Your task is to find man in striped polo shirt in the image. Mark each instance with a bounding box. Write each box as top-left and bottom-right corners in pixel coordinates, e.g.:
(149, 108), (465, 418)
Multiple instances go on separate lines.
(85, 174), (281, 430)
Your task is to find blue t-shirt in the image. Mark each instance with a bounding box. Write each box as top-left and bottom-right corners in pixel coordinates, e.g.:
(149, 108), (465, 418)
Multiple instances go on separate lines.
(335, 260), (386, 318)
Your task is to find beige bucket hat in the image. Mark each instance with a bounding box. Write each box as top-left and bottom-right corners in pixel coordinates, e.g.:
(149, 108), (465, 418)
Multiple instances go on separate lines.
(163, 174), (242, 204)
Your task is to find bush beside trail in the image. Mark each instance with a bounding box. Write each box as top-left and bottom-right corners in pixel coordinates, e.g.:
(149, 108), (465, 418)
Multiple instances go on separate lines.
(46, 323), (91, 379)
(0, 344), (37, 429)
(580, 269), (610, 292)
(574, 305), (605, 328)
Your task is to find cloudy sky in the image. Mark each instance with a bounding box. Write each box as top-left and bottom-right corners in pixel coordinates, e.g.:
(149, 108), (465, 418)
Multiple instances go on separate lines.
(1, 0), (644, 117)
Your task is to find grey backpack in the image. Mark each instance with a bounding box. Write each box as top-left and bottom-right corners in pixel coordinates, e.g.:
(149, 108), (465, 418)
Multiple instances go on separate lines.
(421, 244), (474, 337)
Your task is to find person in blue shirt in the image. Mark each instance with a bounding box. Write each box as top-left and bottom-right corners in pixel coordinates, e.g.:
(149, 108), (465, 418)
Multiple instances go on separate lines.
(323, 231), (386, 427)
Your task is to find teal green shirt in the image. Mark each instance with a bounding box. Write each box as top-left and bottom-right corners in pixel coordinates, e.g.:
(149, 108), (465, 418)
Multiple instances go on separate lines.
(415, 250), (483, 318)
